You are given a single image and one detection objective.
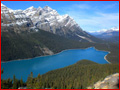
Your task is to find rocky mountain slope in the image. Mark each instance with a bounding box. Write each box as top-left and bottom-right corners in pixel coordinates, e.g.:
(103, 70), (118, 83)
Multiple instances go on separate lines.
(1, 3), (100, 43)
(1, 3), (33, 33)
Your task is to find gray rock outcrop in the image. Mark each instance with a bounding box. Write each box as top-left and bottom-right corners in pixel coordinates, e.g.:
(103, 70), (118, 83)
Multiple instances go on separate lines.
(87, 73), (119, 89)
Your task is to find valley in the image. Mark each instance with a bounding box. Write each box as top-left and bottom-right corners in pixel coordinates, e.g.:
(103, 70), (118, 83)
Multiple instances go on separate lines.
(1, 2), (119, 89)
(1, 29), (119, 63)
(1, 47), (109, 82)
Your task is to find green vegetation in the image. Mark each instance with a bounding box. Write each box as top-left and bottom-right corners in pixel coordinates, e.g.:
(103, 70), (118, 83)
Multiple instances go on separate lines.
(26, 72), (42, 89)
(1, 60), (119, 89)
(1, 29), (94, 61)
(41, 60), (119, 89)
(1, 70), (25, 89)
(1, 77), (25, 89)
(1, 29), (119, 63)
(26, 72), (34, 89)
(93, 43), (119, 63)
(1, 79), (13, 89)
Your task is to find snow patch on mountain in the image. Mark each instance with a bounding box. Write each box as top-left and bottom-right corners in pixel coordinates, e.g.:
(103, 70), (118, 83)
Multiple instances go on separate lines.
(76, 34), (94, 43)
(1, 3), (4, 6)
(89, 27), (119, 33)
(1, 3), (33, 32)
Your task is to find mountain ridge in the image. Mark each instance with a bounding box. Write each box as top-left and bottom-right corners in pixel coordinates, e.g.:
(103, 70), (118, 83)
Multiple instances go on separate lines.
(89, 27), (119, 43)
(1, 3), (101, 43)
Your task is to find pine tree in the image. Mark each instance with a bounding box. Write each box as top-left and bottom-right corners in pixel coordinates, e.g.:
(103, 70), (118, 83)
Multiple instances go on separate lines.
(26, 72), (34, 89)
(1, 78), (12, 89)
(12, 75), (17, 89)
(34, 74), (42, 89)
(20, 78), (24, 87)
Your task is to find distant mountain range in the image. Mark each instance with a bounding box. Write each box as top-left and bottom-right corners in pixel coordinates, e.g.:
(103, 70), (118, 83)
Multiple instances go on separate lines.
(89, 27), (119, 43)
(1, 3), (100, 43)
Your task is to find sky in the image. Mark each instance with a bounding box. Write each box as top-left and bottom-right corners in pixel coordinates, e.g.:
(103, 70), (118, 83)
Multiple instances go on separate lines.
(1, 1), (119, 32)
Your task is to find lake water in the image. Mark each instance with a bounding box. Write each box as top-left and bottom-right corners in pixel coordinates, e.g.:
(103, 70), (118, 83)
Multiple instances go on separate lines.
(1, 47), (109, 81)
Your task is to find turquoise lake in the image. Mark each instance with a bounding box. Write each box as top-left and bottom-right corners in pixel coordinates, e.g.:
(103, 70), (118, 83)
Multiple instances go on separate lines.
(1, 47), (109, 81)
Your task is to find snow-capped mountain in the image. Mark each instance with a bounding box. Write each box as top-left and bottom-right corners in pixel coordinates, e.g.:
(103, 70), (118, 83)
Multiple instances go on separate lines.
(23, 6), (82, 34)
(89, 27), (119, 43)
(1, 3), (100, 42)
(89, 27), (119, 36)
(89, 27), (119, 35)
(1, 3), (33, 32)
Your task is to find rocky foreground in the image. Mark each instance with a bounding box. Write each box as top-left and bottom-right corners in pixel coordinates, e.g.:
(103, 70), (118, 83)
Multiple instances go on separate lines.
(87, 73), (119, 89)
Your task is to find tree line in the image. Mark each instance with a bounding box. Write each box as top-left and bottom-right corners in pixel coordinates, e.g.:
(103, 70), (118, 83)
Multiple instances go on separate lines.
(1, 60), (119, 89)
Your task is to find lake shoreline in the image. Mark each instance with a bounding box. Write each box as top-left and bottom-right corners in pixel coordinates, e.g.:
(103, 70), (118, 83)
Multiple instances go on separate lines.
(1, 46), (111, 64)
(92, 47), (111, 64)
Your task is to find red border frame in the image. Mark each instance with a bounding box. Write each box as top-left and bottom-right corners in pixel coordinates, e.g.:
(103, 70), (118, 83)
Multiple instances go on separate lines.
(0, 0), (119, 90)
(1, 0), (120, 1)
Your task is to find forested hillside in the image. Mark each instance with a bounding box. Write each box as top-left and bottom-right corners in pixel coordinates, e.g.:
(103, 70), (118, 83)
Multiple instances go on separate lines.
(1, 29), (119, 63)
(1, 29), (92, 61)
(41, 60), (119, 89)
(1, 60), (119, 89)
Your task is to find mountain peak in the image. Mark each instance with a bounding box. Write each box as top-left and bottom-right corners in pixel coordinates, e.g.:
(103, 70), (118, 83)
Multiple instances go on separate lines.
(38, 6), (42, 9)
(63, 14), (70, 18)
(110, 27), (119, 31)
(1, 3), (99, 43)
(37, 6), (42, 11)
(1, 3), (5, 7)
(26, 6), (36, 10)
(43, 6), (53, 11)
(89, 27), (119, 34)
